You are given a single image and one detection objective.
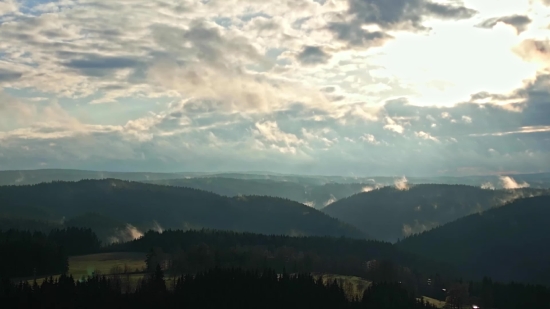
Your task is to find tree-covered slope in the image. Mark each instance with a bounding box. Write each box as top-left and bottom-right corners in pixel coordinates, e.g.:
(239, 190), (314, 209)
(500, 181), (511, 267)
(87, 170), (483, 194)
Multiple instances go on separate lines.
(397, 196), (550, 285)
(147, 177), (367, 209)
(109, 229), (454, 279)
(0, 179), (365, 239)
(323, 184), (549, 242)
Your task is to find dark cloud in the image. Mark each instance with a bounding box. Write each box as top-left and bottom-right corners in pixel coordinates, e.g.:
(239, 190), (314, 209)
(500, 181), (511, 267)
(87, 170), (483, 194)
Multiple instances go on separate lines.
(478, 15), (532, 34)
(64, 56), (139, 69)
(329, 0), (476, 47)
(61, 54), (141, 77)
(327, 22), (391, 47)
(0, 69), (22, 82)
(296, 46), (331, 65)
(518, 74), (550, 127)
(150, 20), (265, 66)
(348, 0), (475, 29)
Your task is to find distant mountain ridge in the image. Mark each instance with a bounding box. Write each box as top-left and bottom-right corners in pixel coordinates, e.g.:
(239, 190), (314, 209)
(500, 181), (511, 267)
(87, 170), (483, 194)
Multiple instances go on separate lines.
(1, 168), (549, 188)
(0, 179), (366, 240)
(397, 195), (550, 285)
(323, 184), (550, 242)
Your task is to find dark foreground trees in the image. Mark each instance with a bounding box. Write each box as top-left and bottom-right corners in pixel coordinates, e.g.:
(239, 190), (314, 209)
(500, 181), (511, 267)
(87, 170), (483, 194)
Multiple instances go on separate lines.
(0, 230), (68, 279)
(0, 267), (436, 309)
(0, 228), (101, 279)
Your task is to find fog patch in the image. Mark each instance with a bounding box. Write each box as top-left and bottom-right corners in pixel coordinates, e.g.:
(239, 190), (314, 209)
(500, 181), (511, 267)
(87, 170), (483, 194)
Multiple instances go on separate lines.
(481, 182), (495, 190)
(394, 176), (409, 191)
(402, 221), (439, 237)
(14, 173), (25, 184)
(500, 176), (530, 189)
(152, 220), (163, 233)
(498, 190), (536, 205)
(362, 186), (374, 193)
(323, 195), (337, 207)
(108, 224), (144, 244)
(303, 201), (316, 208)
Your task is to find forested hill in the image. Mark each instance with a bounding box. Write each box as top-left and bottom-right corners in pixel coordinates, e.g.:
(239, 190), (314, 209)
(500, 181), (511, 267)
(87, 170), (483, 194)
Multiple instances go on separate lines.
(323, 184), (549, 242)
(146, 177), (366, 209)
(109, 229), (455, 280)
(0, 179), (365, 239)
(397, 196), (550, 285)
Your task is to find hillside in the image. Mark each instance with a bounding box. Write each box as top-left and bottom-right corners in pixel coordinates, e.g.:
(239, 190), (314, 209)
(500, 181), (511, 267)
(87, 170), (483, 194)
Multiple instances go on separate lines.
(323, 184), (549, 242)
(147, 177), (367, 209)
(0, 179), (366, 239)
(397, 196), (550, 285)
(109, 229), (454, 280)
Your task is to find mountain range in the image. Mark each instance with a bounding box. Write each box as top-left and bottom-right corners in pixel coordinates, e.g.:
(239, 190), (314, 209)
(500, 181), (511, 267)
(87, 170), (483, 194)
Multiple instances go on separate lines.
(323, 184), (549, 242)
(0, 179), (365, 242)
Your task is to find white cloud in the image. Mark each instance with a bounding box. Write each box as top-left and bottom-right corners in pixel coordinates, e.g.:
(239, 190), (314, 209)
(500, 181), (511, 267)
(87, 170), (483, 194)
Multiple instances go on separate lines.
(470, 126), (550, 136)
(0, 0), (18, 16)
(254, 121), (305, 154)
(383, 117), (405, 134)
(500, 176), (530, 189)
(415, 131), (440, 142)
(360, 134), (380, 145)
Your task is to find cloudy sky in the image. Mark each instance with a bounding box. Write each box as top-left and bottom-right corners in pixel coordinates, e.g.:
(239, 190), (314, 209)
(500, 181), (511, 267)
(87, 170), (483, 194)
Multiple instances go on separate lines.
(0, 0), (549, 176)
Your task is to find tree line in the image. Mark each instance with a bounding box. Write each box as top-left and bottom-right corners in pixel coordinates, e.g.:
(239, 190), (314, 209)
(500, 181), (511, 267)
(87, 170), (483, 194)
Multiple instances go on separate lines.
(0, 266), (437, 309)
(111, 229), (453, 279)
(0, 228), (101, 278)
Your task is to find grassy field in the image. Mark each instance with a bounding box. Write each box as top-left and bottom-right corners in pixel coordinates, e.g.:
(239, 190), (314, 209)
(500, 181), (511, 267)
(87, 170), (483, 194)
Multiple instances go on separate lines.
(419, 296), (446, 308)
(312, 273), (372, 300)
(69, 252), (145, 280)
(28, 252), (146, 285)
(25, 253), (447, 307)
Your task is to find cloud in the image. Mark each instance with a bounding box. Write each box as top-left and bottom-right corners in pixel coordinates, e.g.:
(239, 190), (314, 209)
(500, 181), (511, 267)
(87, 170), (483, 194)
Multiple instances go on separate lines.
(0, 0), (18, 16)
(296, 45), (331, 65)
(461, 116), (472, 123)
(499, 176), (530, 189)
(481, 182), (495, 190)
(513, 39), (550, 67)
(254, 121), (305, 154)
(62, 55), (142, 77)
(0, 0), (549, 176)
(478, 15), (532, 34)
(470, 126), (550, 136)
(415, 131), (439, 142)
(360, 134), (380, 145)
(383, 117), (405, 134)
(0, 69), (22, 82)
(328, 0), (476, 47)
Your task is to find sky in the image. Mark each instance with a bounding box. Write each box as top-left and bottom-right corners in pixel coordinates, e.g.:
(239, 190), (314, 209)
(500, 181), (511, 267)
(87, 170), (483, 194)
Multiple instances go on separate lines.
(0, 0), (549, 176)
